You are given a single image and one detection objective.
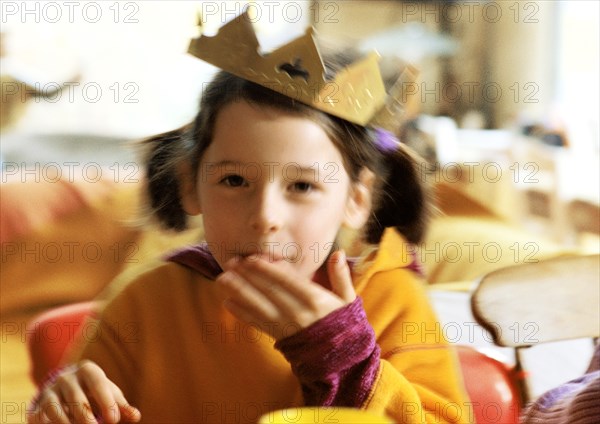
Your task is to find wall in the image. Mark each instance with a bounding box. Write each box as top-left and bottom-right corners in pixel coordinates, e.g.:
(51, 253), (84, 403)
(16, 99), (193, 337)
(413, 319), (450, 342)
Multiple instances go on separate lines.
(1, 1), (310, 138)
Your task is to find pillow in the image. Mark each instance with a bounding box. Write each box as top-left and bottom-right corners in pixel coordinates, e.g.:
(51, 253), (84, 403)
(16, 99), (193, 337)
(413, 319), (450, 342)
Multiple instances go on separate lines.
(422, 182), (577, 284)
(422, 215), (577, 284)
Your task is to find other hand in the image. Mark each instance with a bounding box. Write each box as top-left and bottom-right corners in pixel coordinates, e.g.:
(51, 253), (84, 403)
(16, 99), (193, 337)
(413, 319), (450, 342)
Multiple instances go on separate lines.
(28, 360), (141, 424)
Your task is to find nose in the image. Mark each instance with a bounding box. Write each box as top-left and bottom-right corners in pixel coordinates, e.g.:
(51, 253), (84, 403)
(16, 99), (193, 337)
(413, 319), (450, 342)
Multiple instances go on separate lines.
(249, 186), (284, 234)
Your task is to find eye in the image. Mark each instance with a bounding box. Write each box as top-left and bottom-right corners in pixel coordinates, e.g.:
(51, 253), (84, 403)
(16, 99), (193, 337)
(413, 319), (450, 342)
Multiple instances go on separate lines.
(290, 181), (315, 193)
(220, 175), (247, 187)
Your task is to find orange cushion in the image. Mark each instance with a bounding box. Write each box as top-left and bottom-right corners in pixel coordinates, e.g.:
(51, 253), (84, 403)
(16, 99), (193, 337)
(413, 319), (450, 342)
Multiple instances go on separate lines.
(1, 177), (142, 315)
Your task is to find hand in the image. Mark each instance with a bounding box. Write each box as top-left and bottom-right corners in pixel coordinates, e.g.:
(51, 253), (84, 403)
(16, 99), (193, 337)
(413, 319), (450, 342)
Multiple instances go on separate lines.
(28, 360), (141, 424)
(217, 250), (356, 340)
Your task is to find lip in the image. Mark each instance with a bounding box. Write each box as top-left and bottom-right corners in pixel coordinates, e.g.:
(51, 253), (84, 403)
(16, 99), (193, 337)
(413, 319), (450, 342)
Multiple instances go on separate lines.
(241, 252), (285, 262)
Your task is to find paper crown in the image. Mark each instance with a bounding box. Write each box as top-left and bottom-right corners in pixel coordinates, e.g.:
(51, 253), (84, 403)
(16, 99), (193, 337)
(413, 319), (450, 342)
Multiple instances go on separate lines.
(188, 12), (415, 129)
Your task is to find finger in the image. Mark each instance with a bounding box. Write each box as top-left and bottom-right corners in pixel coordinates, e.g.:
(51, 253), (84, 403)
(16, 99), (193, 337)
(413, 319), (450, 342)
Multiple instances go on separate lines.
(230, 262), (306, 312)
(223, 298), (298, 340)
(26, 405), (47, 424)
(218, 270), (279, 322)
(27, 399), (53, 424)
(232, 258), (348, 329)
(120, 404), (142, 423)
(77, 362), (121, 423)
(221, 255), (241, 271)
(57, 379), (97, 424)
(222, 298), (262, 328)
(111, 382), (141, 423)
(327, 250), (356, 303)
(232, 257), (317, 306)
(219, 267), (311, 340)
(37, 390), (70, 424)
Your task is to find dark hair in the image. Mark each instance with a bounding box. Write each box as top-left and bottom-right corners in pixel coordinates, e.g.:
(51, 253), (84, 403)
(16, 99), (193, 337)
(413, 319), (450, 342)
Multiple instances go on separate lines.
(142, 60), (431, 244)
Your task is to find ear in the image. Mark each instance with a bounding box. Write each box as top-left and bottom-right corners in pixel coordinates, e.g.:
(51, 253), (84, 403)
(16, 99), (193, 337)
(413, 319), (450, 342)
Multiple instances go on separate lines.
(343, 168), (374, 229)
(178, 160), (202, 215)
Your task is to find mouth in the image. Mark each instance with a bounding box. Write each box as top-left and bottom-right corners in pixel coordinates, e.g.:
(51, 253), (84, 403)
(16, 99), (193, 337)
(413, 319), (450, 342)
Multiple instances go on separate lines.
(239, 251), (285, 262)
(232, 242), (302, 263)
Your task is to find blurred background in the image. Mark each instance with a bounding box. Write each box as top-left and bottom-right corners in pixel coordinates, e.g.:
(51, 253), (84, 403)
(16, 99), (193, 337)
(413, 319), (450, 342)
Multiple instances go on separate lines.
(1, 2), (599, 420)
(2, 0), (598, 249)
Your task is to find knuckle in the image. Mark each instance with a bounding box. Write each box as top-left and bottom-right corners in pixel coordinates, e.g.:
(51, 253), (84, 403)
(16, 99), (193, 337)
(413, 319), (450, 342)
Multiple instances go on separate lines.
(78, 359), (97, 372)
(78, 360), (104, 379)
(307, 296), (327, 312)
(59, 380), (76, 398)
(84, 371), (105, 388)
(54, 373), (72, 387)
(293, 310), (315, 328)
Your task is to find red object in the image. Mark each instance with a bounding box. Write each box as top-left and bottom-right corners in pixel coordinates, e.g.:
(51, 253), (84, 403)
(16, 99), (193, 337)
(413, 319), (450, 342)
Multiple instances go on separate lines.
(26, 301), (97, 386)
(456, 345), (521, 424)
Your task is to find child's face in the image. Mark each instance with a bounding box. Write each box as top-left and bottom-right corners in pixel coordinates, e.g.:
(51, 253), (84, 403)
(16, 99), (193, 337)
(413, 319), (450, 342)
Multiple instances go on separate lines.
(188, 100), (368, 280)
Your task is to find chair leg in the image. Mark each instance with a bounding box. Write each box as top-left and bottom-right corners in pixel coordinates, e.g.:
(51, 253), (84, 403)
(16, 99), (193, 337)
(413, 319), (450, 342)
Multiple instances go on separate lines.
(514, 348), (531, 407)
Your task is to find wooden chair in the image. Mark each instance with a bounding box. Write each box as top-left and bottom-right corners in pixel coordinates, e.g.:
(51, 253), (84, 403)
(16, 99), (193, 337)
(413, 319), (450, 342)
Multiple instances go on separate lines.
(471, 254), (600, 405)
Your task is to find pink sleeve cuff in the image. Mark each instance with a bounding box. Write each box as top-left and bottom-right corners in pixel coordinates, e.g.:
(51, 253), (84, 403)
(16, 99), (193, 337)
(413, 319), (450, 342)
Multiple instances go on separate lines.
(274, 297), (380, 407)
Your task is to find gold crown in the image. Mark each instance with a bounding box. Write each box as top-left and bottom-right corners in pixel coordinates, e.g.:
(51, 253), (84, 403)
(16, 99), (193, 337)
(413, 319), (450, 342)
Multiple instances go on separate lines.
(188, 12), (415, 128)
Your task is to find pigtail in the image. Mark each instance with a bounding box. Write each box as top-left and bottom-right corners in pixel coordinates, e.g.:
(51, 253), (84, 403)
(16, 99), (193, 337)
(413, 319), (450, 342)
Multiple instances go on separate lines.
(365, 143), (432, 245)
(141, 125), (192, 231)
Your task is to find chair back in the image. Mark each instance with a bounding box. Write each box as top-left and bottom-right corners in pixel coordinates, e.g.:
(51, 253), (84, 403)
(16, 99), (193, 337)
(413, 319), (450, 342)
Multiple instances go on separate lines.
(471, 254), (600, 403)
(26, 301), (97, 385)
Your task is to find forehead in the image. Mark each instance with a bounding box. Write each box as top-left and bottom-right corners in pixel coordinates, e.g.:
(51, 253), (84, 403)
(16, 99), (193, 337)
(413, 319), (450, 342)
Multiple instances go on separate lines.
(206, 100), (344, 165)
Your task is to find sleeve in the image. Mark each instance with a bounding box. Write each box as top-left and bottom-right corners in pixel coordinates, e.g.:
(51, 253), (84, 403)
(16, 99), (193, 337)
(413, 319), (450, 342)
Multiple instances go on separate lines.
(520, 344), (600, 424)
(276, 268), (474, 424)
(519, 373), (600, 424)
(274, 297), (380, 407)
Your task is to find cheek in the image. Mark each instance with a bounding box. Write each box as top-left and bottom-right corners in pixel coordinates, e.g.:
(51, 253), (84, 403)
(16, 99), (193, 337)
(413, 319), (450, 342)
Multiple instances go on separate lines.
(200, 201), (233, 242)
(299, 194), (349, 238)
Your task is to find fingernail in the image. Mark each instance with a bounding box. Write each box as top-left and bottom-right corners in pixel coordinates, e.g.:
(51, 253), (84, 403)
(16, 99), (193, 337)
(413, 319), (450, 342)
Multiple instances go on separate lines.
(129, 406), (141, 419)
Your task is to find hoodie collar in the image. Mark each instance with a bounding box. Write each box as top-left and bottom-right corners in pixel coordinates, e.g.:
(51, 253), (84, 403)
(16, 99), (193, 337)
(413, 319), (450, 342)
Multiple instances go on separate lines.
(166, 228), (422, 287)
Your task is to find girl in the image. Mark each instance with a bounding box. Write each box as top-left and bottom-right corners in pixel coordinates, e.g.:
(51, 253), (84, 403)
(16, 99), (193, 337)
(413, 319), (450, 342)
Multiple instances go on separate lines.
(29, 55), (472, 423)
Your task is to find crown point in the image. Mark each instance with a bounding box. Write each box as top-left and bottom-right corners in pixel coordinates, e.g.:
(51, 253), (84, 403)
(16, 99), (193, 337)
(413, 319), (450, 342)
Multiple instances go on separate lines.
(187, 12), (393, 127)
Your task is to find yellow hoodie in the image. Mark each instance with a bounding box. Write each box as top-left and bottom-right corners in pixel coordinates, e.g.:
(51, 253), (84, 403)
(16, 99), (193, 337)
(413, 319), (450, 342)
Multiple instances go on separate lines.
(77, 228), (473, 423)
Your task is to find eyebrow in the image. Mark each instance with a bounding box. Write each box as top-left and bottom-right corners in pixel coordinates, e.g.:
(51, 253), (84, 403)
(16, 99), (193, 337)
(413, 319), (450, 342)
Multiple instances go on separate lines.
(202, 160), (242, 169)
(202, 160), (321, 173)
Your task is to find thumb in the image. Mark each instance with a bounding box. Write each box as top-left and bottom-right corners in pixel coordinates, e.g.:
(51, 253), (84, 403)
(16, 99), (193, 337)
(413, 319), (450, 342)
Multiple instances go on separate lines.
(327, 250), (356, 303)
